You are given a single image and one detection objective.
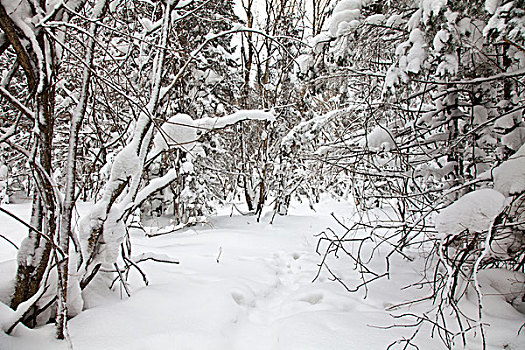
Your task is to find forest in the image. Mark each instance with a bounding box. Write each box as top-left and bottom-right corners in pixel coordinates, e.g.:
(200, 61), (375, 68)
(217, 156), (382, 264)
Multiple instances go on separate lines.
(0, 0), (524, 349)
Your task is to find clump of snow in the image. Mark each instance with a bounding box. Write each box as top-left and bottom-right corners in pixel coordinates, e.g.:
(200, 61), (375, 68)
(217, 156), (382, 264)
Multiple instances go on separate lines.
(485, 0), (501, 14)
(0, 163), (7, 181)
(416, 161), (457, 180)
(364, 125), (395, 151)
(434, 189), (506, 237)
(365, 14), (385, 25)
(473, 105), (489, 125)
(502, 127), (525, 152)
(78, 203), (103, 243)
(197, 110), (274, 130)
(0, 162), (8, 204)
(296, 54), (313, 75)
(334, 0), (362, 12)
(494, 112), (518, 130)
(405, 29), (427, 74)
(433, 29), (450, 52)
(386, 14), (404, 27)
(310, 33), (331, 54)
(66, 272), (84, 317)
(204, 69), (221, 85)
(328, 0), (363, 37)
(153, 110), (274, 156)
(181, 160), (194, 174)
(174, 0), (192, 9)
(281, 109), (342, 151)
(436, 53), (458, 76)
(154, 113), (199, 153)
(483, 2), (514, 38)
(385, 66), (402, 88)
(97, 208), (126, 265)
(407, 9), (422, 31)
(132, 169), (177, 209)
(420, 0), (447, 23)
(493, 143), (525, 196)
(107, 146), (141, 187)
(389, 26), (428, 86)
(329, 9), (361, 37)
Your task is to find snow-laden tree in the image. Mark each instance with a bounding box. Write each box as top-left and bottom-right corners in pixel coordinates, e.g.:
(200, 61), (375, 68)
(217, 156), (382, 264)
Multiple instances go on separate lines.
(0, 0), (110, 338)
(0, 0), (278, 340)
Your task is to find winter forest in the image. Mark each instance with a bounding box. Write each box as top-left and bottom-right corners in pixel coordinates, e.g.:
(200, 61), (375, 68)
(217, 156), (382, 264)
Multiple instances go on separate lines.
(0, 0), (524, 349)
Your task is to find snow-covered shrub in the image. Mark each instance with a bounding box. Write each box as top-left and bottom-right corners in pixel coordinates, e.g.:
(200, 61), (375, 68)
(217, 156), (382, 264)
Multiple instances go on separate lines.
(304, 0), (525, 348)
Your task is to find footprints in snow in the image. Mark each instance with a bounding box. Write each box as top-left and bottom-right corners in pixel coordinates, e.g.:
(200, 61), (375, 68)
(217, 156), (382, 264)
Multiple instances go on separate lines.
(231, 251), (327, 323)
(297, 292), (324, 305)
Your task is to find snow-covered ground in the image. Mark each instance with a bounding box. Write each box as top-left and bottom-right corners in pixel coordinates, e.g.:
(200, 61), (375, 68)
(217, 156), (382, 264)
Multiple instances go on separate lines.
(0, 197), (523, 349)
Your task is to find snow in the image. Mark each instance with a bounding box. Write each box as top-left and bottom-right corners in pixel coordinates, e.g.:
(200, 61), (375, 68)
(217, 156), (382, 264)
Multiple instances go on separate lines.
(493, 142), (525, 196)
(0, 198), (523, 349)
(296, 54), (313, 75)
(473, 105), (489, 125)
(132, 169), (177, 208)
(434, 189), (506, 238)
(365, 14), (385, 25)
(153, 110), (275, 156)
(364, 125), (395, 151)
(405, 29), (427, 74)
(407, 9), (422, 31)
(153, 113), (199, 153)
(436, 53), (458, 76)
(386, 14), (404, 27)
(0, 163), (7, 204)
(330, 10), (360, 36)
(310, 33), (331, 54)
(485, 0), (500, 14)
(502, 126), (525, 151)
(197, 110), (274, 130)
(106, 146), (141, 194)
(174, 0), (193, 9)
(328, 1), (362, 37)
(433, 29), (449, 52)
(468, 269), (525, 317)
(333, 0), (362, 13)
(420, 0), (446, 23)
(495, 112), (518, 130)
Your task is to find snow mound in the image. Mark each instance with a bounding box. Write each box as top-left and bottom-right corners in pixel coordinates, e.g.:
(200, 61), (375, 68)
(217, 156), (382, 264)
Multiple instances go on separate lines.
(472, 268), (525, 316)
(493, 143), (525, 196)
(434, 189), (505, 237)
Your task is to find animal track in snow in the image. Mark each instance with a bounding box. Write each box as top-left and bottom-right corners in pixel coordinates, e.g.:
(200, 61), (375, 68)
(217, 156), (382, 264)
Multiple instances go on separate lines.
(297, 292), (324, 305)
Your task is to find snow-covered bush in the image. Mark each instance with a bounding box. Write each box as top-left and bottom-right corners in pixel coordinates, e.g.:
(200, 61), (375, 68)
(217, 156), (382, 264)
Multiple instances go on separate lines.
(300, 0), (525, 348)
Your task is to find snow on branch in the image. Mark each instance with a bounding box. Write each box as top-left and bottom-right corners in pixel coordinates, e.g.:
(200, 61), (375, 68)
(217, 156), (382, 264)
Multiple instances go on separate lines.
(281, 108), (347, 151)
(123, 169), (177, 220)
(152, 109), (275, 154)
(434, 189), (506, 239)
(195, 109), (275, 130)
(132, 252), (180, 265)
(0, 87), (34, 119)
